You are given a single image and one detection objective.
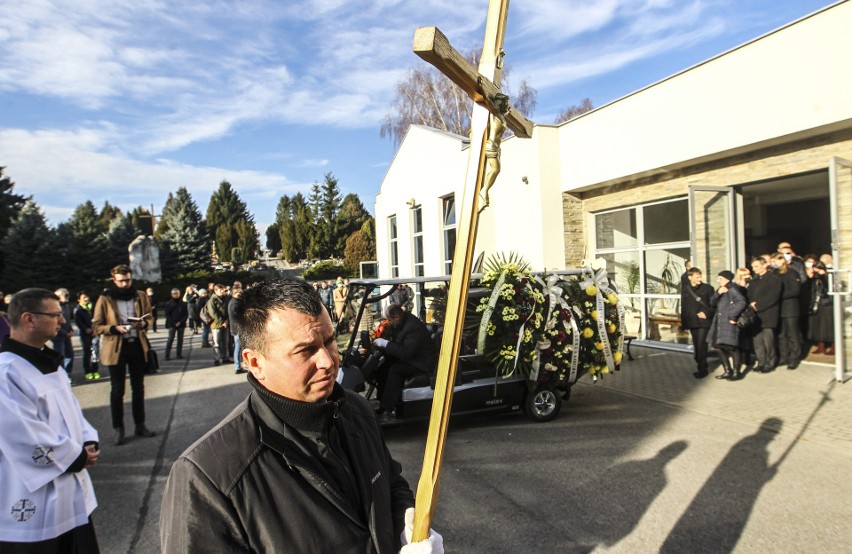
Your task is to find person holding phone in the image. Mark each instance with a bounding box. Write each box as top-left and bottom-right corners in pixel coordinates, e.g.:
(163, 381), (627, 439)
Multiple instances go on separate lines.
(93, 264), (157, 446)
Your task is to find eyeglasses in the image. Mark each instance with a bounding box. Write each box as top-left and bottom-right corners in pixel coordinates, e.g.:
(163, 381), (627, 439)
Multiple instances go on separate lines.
(30, 312), (63, 319)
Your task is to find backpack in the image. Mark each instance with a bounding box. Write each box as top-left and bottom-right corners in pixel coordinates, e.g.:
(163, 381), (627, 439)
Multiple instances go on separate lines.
(199, 302), (213, 324)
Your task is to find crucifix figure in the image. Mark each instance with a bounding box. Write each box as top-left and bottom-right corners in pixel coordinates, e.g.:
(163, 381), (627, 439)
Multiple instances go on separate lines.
(409, 0), (534, 541)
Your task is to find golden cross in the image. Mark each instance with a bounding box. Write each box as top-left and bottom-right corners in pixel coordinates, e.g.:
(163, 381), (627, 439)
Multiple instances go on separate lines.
(409, 0), (533, 541)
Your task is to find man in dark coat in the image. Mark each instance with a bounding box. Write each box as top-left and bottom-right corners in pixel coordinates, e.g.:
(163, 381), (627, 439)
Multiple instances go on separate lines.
(680, 267), (716, 378)
(748, 257), (783, 372)
(772, 253), (803, 369)
(159, 279), (441, 553)
(373, 304), (439, 420)
(164, 287), (188, 361)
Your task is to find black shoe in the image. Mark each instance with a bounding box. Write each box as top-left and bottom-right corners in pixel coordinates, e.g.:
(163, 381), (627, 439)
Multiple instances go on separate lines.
(214, 360), (221, 366)
(114, 427), (126, 446)
(202, 344), (211, 348)
(693, 370), (708, 379)
(135, 424), (156, 438)
(787, 361), (800, 370)
(379, 411), (397, 424)
(235, 368), (247, 375)
(177, 355), (184, 359)
(224, 358), (234, 364)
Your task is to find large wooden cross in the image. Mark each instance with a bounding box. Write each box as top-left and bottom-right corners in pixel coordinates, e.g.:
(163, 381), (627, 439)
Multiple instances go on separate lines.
(409, 0), (533, 541)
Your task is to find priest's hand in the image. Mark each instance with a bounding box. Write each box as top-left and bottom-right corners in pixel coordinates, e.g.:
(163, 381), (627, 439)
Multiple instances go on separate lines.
(399, 507), (444, 554)
(373, 338), (389, 349)
(84, 445), (100, 468)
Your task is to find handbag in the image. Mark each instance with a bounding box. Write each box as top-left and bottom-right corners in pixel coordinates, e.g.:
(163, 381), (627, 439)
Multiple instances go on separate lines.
(199, 303), (213, 324)
(736, 307), (756, 329)
(146, 348), (160, 374)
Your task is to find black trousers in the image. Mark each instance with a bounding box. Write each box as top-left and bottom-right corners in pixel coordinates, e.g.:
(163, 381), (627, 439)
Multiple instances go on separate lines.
(107, 340), (147, 429)
(79, 334), (93, 373)
(689, 327), (710, 372)
(166, 326), (185, 358)
(380, 361), (426, 412)
(753, 327), (777, 369)
(777, 317), (802, 365)
(0, 517), (99, 553)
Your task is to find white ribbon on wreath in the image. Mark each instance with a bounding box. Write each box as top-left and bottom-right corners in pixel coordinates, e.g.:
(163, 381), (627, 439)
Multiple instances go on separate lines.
(477, 270), (508, 356)
(580, 259), (625, 377)
(532, 274), (580, 384)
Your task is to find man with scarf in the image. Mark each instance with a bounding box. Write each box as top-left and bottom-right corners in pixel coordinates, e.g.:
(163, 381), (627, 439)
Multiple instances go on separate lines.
(160, 279), (442, 553)
(92, 265), (156, 446)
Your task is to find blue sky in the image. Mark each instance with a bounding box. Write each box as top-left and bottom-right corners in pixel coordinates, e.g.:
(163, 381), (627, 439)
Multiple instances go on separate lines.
(0, 0), (836, 240)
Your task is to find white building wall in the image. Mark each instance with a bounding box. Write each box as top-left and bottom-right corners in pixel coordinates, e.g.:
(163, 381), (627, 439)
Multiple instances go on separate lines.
(560, 1), (852, 191)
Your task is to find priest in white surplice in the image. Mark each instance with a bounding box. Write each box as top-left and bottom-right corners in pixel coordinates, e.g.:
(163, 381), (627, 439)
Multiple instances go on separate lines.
(0, 288), (100, 553)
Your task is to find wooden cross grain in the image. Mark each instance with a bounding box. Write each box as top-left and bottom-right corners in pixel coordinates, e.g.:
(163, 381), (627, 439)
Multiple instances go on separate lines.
(409, 0), (534, 541)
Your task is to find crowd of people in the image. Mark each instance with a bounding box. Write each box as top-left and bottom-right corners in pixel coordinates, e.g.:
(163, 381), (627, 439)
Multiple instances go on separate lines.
(680, 241), (837, 380)
(0, 277), (442, 552)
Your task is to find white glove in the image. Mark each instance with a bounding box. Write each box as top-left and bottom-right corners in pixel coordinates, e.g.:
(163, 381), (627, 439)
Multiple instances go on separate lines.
(399, 507), (444, 554)
(374, 338), (389, 348)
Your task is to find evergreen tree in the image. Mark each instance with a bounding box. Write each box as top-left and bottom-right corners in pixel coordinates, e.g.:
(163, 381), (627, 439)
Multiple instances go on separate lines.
(155, 192), (176, 240)
(206, 180), (257, 264)
(159, 187), (209, 275)
(0, 201), (56, 290)
(97, 201), (123, 231)
(335, 193), (371, 253)
(102, 214), (138, 269)
(0, 167), (29, 276)
(66, 201), (108, 281)
(343, 230), (375, 274)
(318, 172), (342, 258)
(265, 222), (282, 255)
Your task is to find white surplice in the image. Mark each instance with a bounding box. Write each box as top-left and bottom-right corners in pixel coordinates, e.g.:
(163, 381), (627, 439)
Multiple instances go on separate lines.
(0, 352), (98, 542)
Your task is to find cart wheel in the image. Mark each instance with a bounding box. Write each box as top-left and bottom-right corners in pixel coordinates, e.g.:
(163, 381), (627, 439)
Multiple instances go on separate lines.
(524, 386), (562, 422)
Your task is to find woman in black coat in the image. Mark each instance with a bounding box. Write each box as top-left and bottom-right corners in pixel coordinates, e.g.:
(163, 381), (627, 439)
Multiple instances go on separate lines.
(771, 253), (803, 369)
(748, 257), (783, 372)
(808, 261), (835, 354)
(709, 271), (747, 380)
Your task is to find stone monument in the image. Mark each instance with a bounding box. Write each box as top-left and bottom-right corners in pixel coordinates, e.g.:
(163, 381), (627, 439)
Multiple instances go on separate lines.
(129, 235), (162, 283)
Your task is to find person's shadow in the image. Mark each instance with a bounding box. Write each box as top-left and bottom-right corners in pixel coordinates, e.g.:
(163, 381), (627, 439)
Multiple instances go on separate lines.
(660, 418), (782, 553)
(561, 440), (688, 552)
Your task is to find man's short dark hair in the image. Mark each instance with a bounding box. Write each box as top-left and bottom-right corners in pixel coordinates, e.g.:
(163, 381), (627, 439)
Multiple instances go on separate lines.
(8, 288), (59, 326)
(385, 304), (404, 318)
(234, 279), (324, 355)
(111, 264), (132, 276)
(687, 267), (702, 276)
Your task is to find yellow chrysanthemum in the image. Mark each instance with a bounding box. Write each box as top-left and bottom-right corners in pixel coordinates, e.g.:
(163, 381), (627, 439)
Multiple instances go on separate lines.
(591, 310), (599, 321)
(585, 285), (598, 296)
(607, 293), (618, 305)
(607, 323), (616, 334)
(595, 341), (604, 351)
(582, 327), (594, 339)
(613, 351), (623, 364)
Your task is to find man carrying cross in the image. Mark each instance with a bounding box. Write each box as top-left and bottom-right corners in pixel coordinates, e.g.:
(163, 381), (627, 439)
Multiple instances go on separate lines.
(0, 288), (101, 552)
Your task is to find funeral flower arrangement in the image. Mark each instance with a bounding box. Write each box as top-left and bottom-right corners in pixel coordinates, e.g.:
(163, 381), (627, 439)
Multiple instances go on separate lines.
(471, 253), (624, 387)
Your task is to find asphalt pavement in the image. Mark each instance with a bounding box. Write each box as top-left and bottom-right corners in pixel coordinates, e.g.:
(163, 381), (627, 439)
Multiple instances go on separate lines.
(69, 326), (852, 553)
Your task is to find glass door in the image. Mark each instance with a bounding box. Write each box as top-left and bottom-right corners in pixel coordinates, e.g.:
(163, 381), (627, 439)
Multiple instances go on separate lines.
(828, 157), (852, 382)
(689, 186), (736, 279)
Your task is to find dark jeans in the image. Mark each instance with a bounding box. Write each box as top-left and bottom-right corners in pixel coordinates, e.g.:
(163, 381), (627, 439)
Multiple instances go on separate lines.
(201, 322), (211, 346)
(79, 333), (93, 373)
(689, 327), (710, 372)
(107, 340), (147, 429)
(166, 326), (185, 358)
(380, 361), (426, 412)
(778, 317), (802, 365)
(753, 327), (777, 369)
(52, 336), (74, 374)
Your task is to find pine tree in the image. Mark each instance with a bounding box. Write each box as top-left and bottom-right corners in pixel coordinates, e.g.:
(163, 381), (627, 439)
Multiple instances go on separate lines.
(155, 192), (176, 240)
(66, 201), (108, 281)
(265, 222), (282, 255)
(0, 201), (56, 290)
(0, 167), (29, 277)
(206, 180), (257, 264)
(97, 201), (123, 231)
(318, 172), (342, 258)
(159, 187), (209, 275)
(102, 214), (138, 270)
(336, 193), (371, 253)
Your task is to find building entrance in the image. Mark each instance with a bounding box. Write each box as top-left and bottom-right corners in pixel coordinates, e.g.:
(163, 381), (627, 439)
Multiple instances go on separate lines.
(739, 171), (831, 263)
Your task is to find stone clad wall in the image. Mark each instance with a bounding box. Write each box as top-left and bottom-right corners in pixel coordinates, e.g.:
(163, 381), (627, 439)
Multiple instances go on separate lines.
(563, 130), (852, 268)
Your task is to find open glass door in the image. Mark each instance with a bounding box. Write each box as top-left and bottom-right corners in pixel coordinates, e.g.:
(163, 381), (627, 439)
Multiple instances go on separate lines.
(688, 186), (736, 279)
(828, 157), (852, 382)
